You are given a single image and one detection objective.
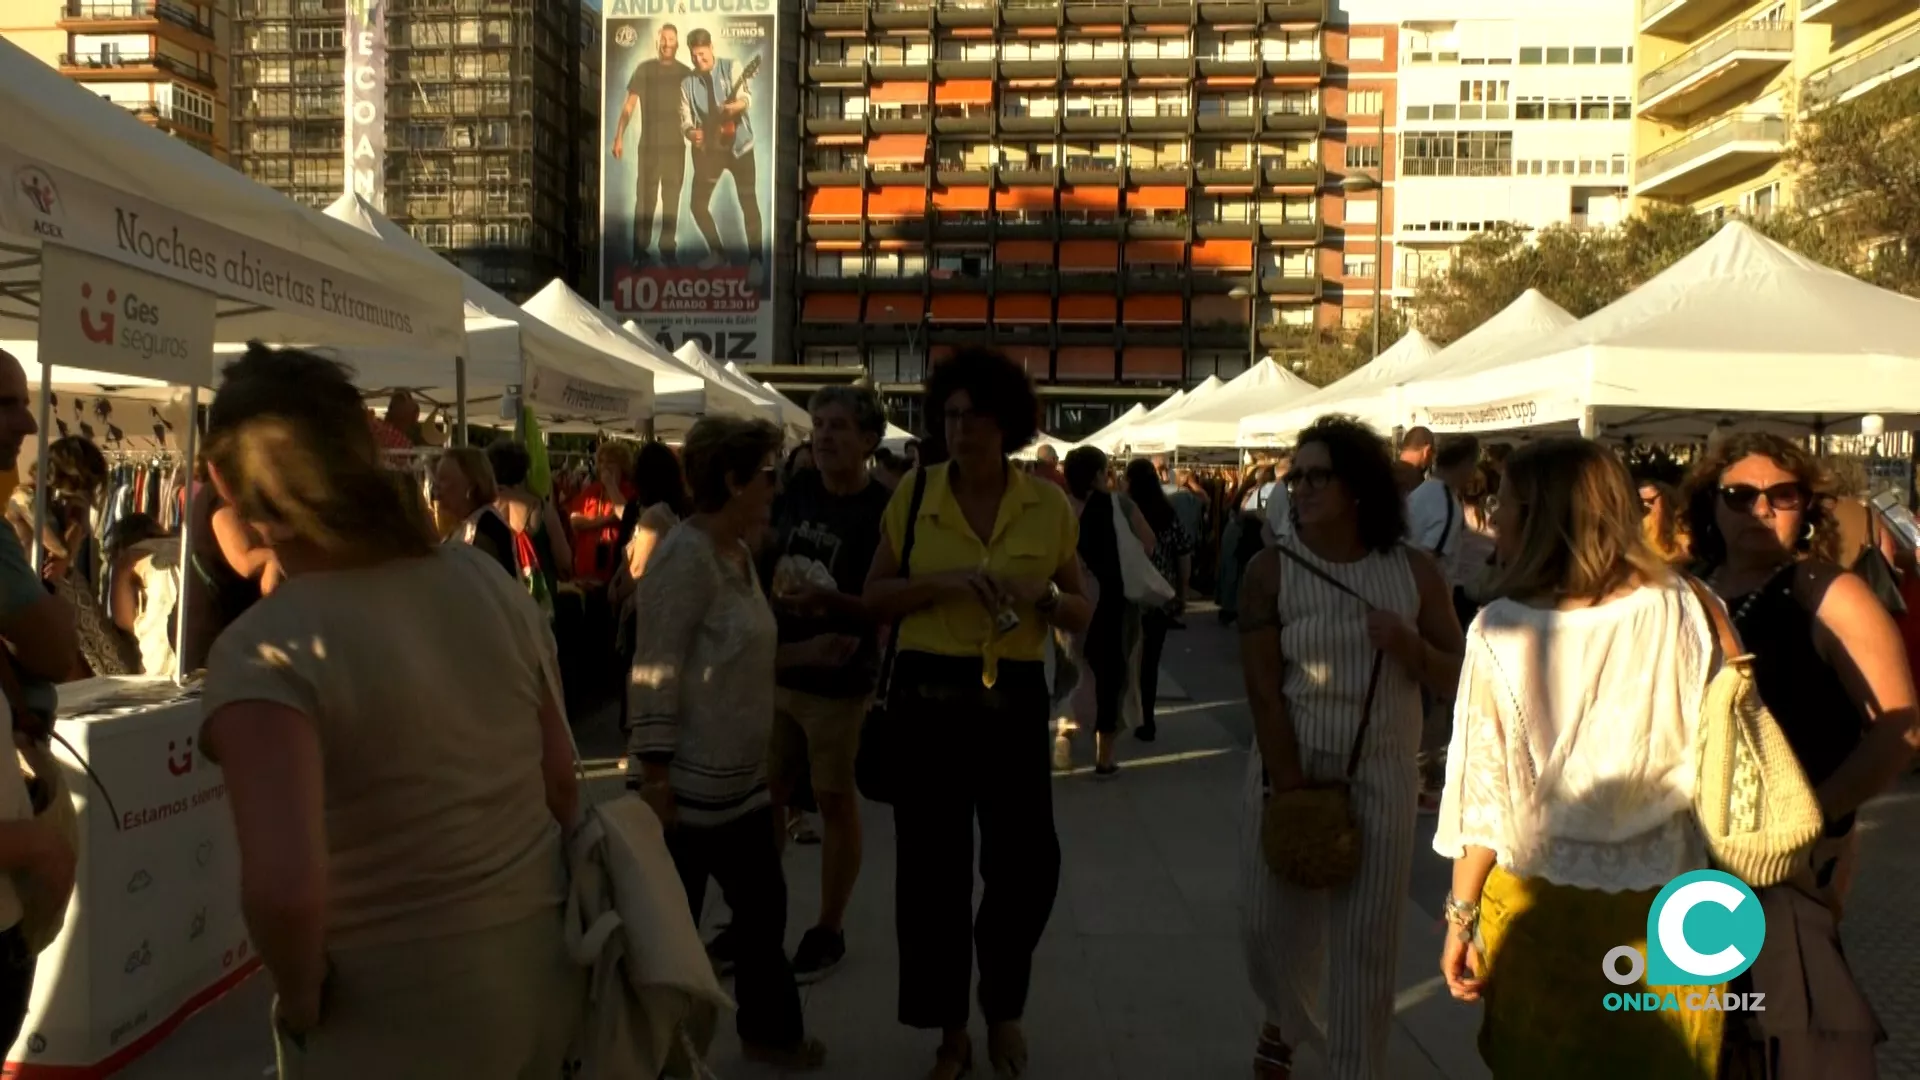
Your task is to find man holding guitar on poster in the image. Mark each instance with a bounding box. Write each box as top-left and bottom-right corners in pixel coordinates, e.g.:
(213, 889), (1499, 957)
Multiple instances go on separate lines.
(679, 28), (766, 291)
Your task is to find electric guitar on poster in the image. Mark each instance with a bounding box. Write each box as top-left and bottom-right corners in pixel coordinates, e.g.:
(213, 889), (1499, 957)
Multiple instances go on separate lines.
(701, 55), (760, 163)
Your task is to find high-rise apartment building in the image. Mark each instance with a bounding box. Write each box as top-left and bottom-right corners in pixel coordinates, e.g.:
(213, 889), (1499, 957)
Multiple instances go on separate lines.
(1340, 1), (1635, 294)
(6, 0), (231, 159)
(788, 0), (1400, 436)
(1634, 0), (1919, 217)
(226, 0), (600, 300)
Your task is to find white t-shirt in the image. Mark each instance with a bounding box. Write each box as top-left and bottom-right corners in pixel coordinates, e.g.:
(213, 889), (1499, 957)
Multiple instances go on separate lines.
(1407, 478), (1461, 557)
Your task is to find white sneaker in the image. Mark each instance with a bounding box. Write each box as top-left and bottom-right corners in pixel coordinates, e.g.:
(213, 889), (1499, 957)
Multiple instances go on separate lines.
(697, 253), (725, 271)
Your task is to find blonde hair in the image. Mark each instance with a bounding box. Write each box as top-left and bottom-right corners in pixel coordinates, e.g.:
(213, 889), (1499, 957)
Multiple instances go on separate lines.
(205, 343), (435, 563)
(595, 440), (635, 479)
(437, 447), (498, 507)
(1484, 437), (1671, 603)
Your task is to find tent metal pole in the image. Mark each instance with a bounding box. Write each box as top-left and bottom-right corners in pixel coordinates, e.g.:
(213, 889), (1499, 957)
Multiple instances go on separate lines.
(174, 386), (199, 686)
(29, 363), (51, 574)
(454, 355), (468, 448)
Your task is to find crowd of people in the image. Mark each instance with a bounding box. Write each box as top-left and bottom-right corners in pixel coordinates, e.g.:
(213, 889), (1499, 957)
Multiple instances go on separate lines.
(0, 338), (1912, 1080)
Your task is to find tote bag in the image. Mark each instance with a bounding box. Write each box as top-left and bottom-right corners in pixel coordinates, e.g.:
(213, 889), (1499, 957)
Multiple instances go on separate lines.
(1111, 497), (1174, 607)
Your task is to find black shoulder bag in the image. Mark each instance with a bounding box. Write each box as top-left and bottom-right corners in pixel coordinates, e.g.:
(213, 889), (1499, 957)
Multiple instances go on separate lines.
(854, 467), (931, 806)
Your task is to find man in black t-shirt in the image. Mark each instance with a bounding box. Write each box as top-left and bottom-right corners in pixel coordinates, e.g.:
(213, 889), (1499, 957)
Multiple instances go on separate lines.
(764, 385), (889, 983)
(610, 23), (691, 265)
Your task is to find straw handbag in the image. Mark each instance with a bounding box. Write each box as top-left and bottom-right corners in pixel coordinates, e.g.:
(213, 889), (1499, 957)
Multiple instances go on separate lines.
(1259, 546), (1385, 890)
(1684, 578), (1823, 888)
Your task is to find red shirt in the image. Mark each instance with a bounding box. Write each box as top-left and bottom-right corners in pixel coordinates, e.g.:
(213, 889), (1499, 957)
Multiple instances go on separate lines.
(1034, 461), (1068, 491)
(567, 481), (635, 582)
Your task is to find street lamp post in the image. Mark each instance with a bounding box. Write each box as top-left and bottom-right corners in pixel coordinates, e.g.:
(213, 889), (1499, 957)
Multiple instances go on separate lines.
(1338, 110), (1388, 360)
(1228, 284), (1259, 372)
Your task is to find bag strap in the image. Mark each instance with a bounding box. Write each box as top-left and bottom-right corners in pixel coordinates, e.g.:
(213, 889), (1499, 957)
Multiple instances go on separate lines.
(0, 649), (123, 829)
(874, 467), (933, 690)
(1274, 543), (1387, 781)
(1681, 574), (1743, 670)
(1433, 492), (1456, 555)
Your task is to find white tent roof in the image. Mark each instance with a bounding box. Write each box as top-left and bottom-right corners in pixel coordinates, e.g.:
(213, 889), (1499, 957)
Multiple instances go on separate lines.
(880, 422), (918, 454)
(312, 196), (652, 428)
(1074, 403), (1151, 455)
(1404, 223), (1920, 437)
(719, 361), (811, 438)
(1124, 359), (1317, 452)
(1241, 292), (1577, 444)
(658, 336), (798, 432)
(0, 39), (464, 368)
(522, 281), (727, 430)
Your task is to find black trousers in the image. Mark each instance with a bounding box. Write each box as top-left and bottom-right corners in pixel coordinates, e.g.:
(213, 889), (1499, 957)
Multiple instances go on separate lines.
(690, 148), (765, 266)
(1139, 608), (1172, 733)
(664, 806), (803, 1047)
(891, 654), (1059, 1030)
(1083, 605), (1127, 735)
(634, 141), (685, 261)
(0, 925), (33, 1051)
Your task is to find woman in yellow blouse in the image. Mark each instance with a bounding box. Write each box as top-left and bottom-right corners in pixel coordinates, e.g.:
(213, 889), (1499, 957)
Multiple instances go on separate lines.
(865, 348), (1093, 1080)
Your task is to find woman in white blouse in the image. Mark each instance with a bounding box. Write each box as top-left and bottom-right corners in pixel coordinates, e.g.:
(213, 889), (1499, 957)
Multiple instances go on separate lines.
(1433, 437), (1724, 1078)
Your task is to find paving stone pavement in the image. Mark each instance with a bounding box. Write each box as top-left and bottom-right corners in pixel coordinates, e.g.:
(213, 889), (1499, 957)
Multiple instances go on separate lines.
(113, 609), (1918, 1078)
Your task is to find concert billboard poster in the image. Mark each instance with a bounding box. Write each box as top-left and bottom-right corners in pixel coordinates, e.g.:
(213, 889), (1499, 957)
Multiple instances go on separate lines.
(601, 0), (775, 365)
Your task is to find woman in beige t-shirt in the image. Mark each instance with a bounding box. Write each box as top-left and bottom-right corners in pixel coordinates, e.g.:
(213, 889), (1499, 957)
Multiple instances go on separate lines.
(198, 345), (582, 1076)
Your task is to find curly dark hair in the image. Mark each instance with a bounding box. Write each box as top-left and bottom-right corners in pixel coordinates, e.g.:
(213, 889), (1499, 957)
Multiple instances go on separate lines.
(1062, 446), (1107, 500)
(1293, 416), (1406, 553)
(45, 435), (107, 499)
(1681, 431), (1839, 570)
(923, 347), (1041, 457)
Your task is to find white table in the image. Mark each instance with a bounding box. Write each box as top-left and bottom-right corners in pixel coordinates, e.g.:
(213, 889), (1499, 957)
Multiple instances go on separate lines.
(6, 676), (256, 1078)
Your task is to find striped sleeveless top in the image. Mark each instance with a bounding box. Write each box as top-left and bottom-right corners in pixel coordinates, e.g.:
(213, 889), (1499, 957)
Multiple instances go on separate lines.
(1275, 541), (1423, 760)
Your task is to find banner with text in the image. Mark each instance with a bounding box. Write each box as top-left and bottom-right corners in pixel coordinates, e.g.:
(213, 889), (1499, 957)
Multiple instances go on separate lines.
(345, 0), (388, 210)
(39, 245), (215, 387)
(601, 0), (775, 364)
(524, 361), (651, 430)
(0, 148), (455, 351)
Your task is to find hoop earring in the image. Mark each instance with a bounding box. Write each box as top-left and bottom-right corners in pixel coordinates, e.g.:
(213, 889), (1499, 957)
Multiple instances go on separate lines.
(1797, 520), (1815, 552)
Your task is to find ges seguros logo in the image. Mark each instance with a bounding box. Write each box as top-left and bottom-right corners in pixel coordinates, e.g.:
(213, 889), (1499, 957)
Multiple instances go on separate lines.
(1601, 870), (1767, 1015)
(76, 280), (191, 364)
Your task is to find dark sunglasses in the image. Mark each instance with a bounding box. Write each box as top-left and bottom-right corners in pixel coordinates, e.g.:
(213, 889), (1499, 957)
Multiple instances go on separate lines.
(1719, 482), (1805, 514)
(1283, 466), (1336, 492)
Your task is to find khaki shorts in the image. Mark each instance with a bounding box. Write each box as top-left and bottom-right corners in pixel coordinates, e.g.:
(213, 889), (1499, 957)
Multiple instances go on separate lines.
(771, 687), (869, 798)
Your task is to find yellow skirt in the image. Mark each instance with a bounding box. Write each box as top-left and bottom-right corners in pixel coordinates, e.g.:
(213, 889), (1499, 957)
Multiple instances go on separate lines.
(1478, 866), (1724, 1080)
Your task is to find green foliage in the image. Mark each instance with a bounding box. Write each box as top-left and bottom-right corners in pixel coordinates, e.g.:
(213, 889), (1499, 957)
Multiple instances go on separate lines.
(1785, 78), (1920, 297)
(1273, 306), (1410, 387)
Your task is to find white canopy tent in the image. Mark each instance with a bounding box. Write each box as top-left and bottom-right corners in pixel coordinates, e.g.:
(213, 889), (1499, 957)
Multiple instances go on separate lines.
(1237, 330), (1442, 446)
(523, 280), (768, 438)
(1074, 403), (1151, 456)
(1123, 360), (1317, 453)
(315, 196), (653, 430)
(1012, 432), (1072, 461)
(880, 423), (918, 455)
(0, 39), (465, 360)
(1240, 290), (1577, 445)
(1403, 223), (1920, 438)
(721, 361), (812, 439)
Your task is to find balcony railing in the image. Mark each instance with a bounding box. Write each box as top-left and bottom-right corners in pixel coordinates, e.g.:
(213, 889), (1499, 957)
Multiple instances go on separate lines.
(1803, 21), (1920, 109)
(124, 102), (214, 135)
(60, 51), (218, 86)
(1635, 112), (1786, 186)
(64, 0), (214, 37)
(1638, 22), (1792, 105)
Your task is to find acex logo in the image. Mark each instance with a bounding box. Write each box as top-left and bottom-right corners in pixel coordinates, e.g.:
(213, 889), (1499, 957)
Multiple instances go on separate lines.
(79, 283), (116, 345)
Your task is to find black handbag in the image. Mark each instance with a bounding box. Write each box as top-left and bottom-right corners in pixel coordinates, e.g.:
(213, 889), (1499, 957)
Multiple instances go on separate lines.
(854, 467), (930, 806)
(1853, 510), (1907, 617)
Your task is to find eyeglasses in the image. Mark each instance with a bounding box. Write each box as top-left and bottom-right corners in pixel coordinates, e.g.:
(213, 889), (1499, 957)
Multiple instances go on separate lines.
(942, 406), (993, 425)
(1282, 466), (1336, 492)
(1719, 482), (1805, 515)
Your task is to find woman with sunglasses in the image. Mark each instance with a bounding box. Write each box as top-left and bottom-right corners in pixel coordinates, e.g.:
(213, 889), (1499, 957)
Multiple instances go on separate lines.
(1682, 433), (1915, 1078)
(1238, 417), (1462, 1080)
(627, 416), (827, 1071)
(1636, 478), (1689, 564)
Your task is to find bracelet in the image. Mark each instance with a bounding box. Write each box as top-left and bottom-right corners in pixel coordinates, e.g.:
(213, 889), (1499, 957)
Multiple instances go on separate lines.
(1442, 892), (1480, 936)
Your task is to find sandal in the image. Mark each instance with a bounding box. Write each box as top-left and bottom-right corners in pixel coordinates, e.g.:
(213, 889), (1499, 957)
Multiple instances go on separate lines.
(743, 1036), (828, 1071)
(987, 1021), (1028, 1078)
(788, 814), (822, 845)
(928, 1034), (973, 1080)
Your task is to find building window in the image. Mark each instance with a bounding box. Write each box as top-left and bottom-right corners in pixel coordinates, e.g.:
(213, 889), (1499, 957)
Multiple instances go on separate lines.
(1349, 36), (1384, 61)
(1345, 144), (1381, 170)
(1348, 89), (1383, 116)
(1345, 198), (1377, 225)
(296, 26), (340, 50)
(1600, 46), (1626, 64)
(1402, 131), (1514, 177)
(1407, 104), (1430, 120)
(1343, 255), (1376, 279)
(1742, 182), (1779, 219)
(1518, 46), (1542, 64)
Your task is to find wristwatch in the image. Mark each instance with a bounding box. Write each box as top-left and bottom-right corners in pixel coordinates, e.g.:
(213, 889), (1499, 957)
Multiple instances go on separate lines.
(1035, 580), (1062, 614)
